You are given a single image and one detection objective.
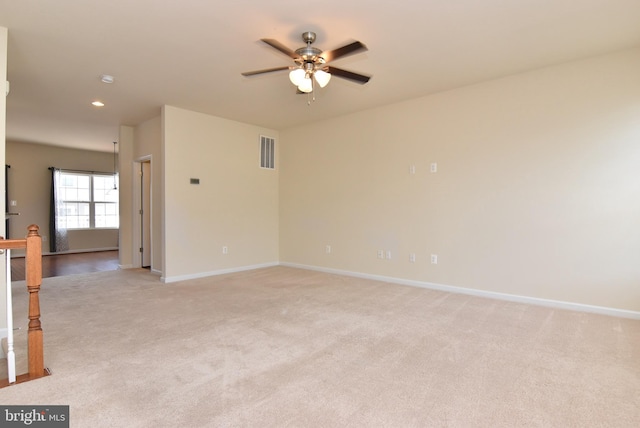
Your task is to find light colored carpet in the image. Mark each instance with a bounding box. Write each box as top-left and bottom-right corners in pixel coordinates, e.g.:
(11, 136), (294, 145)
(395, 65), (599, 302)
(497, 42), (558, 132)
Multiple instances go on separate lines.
(0, 266), (638, 427)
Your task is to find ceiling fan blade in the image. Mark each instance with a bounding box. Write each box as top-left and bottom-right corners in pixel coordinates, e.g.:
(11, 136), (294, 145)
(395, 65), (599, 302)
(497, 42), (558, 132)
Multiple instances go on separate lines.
(241, 66), (290, 77)
(325, 66), (371, 84)
(261, 38), (300, 60)
(321, 41), (367, 63)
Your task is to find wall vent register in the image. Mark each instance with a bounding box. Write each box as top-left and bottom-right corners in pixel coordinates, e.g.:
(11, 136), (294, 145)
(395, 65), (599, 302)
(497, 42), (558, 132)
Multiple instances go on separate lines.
(260, 136), (275, 169)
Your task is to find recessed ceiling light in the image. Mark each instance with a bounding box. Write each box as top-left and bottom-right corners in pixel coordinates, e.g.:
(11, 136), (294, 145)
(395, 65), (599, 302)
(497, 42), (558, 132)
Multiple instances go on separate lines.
(100, 74), (115, 84)
(92, 101), (105, 107)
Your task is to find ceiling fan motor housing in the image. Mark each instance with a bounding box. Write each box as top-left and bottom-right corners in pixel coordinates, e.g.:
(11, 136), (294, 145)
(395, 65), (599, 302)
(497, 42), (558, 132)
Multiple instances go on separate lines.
(295, 47), (324, 62)
(295, 32), (325, 65)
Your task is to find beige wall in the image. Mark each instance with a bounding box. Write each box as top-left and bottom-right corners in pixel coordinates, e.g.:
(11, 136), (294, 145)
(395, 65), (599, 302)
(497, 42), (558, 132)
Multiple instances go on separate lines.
(280, 48), (640, 312)
(118, 118), (163, 272)
(162, 105), (279, 281)
(6, 141), (119, 253)
(1, 26), (7, 333)
(118, 125), (134, 268)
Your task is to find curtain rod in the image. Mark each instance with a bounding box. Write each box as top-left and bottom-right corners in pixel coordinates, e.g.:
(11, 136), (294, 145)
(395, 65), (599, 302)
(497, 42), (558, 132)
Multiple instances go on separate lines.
(49, 167), (115, 175)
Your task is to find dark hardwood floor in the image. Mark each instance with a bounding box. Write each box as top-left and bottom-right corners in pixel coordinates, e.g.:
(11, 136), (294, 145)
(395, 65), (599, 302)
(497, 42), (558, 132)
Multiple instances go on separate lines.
(10, 250), (119, 281)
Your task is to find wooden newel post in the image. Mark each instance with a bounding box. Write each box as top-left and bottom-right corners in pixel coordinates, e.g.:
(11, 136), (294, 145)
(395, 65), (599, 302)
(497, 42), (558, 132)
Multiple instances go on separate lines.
(25, 224), (45, 378)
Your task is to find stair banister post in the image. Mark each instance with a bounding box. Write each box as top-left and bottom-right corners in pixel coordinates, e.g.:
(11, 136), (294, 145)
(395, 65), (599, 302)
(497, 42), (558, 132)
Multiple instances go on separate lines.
(25, 224), (44, 378)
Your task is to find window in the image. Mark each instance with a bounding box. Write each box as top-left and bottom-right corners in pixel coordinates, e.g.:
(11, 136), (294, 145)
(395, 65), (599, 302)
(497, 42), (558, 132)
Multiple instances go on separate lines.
(57, 172), (119, 229)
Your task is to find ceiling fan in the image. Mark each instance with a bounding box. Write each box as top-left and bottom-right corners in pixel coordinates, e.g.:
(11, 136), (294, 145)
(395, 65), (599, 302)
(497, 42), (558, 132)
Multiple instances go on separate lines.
(241, 31), (371, 96)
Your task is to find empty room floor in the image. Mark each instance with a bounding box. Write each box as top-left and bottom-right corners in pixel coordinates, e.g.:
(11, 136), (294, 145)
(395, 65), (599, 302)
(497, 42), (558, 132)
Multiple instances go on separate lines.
(1, 266), (638, 426)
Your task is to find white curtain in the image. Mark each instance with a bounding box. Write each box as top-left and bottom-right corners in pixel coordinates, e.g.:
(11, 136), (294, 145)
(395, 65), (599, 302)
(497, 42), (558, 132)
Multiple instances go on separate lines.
(51, 168), (69, 252)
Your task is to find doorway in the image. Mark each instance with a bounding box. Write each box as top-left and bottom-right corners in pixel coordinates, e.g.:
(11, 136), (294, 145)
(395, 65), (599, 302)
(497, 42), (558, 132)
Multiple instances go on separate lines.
(5, 164), (11, 238)
(134, 158), (152, 269)
(141, 161), (151, 268)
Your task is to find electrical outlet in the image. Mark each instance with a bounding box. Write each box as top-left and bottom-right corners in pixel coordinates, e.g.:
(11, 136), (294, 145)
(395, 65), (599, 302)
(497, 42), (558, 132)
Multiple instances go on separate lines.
(409, 253), (416, 263)
(431, 254), (438, 264)
(326, 245), (331, 254)
(377, 250), (384, 259)
(430, 162), (438, 173)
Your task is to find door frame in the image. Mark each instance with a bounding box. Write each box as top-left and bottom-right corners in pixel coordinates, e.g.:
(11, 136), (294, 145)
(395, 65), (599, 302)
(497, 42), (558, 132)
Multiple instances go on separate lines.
(132, 156), (152, 269)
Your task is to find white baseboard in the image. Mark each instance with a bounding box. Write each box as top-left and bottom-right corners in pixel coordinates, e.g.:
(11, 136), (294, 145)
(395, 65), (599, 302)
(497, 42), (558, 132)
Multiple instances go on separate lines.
(280, 262), (640, 320)
(161, 262), (279, 283)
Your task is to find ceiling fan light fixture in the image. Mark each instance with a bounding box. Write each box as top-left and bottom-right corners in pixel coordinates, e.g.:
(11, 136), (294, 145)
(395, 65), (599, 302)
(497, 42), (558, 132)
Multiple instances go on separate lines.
(314, 69), (331, 88)
(289, 68), (306, 86)
(297, 77), (313, 93)
(242, 31), (370, 100)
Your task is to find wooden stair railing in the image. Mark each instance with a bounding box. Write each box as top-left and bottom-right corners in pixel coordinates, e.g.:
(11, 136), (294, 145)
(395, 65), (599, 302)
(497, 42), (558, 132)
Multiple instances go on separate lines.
(0, 224), (50, 387)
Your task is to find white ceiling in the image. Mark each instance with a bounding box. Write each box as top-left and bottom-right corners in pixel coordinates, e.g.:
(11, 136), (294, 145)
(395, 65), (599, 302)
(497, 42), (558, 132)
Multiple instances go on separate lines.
(2, 0), (640, 153)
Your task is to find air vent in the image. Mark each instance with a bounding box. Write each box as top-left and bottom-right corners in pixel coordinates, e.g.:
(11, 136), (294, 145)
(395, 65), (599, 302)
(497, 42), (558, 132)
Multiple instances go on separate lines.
(260, 136), (275, 169)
